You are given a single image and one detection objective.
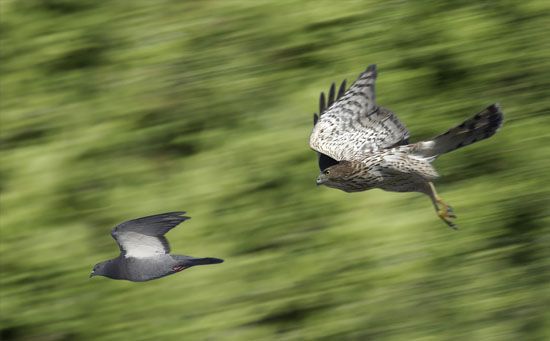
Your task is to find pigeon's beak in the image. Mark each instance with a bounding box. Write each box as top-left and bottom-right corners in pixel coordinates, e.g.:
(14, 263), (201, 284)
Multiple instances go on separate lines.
(89, 271), (95, 278)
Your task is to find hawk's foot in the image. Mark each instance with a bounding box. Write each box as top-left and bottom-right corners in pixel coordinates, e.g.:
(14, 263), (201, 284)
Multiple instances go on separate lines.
(436, 198), (457, 229)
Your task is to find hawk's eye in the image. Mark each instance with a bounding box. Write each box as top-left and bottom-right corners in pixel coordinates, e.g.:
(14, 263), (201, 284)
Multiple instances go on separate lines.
(323, 170), (330, 175)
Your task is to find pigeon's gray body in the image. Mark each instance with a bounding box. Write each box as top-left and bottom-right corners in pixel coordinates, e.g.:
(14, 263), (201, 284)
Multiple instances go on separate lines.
(91, 212), (223, 282)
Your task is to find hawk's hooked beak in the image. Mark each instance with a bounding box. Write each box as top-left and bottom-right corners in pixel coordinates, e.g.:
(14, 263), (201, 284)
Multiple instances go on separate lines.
(316, 175), (326, 186)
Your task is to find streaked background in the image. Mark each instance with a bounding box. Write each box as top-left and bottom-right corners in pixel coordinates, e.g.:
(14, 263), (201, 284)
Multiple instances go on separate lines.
(1, 1), (549, 340)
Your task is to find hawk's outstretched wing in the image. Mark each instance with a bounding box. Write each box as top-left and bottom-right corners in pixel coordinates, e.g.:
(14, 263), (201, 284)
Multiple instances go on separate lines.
(312, 80), (346, 171)
(310, 65), (410, 162)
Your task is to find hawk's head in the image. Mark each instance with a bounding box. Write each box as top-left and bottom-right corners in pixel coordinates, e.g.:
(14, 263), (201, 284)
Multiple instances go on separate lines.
(316, 161), (363, 192)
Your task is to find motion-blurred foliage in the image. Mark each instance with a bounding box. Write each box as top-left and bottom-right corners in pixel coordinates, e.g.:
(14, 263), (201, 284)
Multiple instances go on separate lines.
(1, 1), (549, 340)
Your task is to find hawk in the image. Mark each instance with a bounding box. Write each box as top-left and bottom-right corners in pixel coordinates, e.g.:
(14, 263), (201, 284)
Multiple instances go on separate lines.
(310, 64), (503, 228)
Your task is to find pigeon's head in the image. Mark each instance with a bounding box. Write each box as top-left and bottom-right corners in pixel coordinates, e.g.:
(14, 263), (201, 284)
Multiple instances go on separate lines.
(90, 260), (113, 279)
(316, 161), (361, 190)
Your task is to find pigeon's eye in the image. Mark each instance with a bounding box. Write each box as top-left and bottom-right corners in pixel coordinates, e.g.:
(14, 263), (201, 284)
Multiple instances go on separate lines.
(323, 170), (330, 175)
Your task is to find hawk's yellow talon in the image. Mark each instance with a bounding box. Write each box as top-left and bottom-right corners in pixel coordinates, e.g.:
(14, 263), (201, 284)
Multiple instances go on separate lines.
(436, 198), (457, 229)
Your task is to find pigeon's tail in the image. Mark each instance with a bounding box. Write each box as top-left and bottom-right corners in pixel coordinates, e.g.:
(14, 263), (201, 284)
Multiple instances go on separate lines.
(187, 257), (224, 266)
(413, 104), (503, 159)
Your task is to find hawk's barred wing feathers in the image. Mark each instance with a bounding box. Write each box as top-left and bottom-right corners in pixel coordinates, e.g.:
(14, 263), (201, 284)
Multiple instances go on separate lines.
(310, 65), (410, 163)
(313, 80), (347, 170)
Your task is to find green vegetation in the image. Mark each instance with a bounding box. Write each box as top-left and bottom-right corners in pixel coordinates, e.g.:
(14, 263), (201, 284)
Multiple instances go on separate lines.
(1, 1), (549, 340)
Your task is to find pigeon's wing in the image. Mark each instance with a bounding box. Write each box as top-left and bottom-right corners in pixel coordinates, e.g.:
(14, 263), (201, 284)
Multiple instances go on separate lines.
(310, 64), (410, 162)
(111, 212), (190, 258)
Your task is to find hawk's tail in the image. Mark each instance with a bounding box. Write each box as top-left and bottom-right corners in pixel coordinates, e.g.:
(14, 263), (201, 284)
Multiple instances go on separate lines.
(414, 104), (503, 159)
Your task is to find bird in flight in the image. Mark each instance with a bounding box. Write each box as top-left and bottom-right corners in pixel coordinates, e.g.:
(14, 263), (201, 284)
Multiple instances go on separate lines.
(90, 212), (223, 281)
(310, 64), (503, 228)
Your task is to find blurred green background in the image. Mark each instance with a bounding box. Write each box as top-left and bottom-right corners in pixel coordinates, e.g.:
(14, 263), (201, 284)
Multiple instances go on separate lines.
(1, 1), (549, 340)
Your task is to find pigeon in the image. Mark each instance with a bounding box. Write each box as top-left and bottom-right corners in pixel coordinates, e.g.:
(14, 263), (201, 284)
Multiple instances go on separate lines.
(90, 211), (223, 282)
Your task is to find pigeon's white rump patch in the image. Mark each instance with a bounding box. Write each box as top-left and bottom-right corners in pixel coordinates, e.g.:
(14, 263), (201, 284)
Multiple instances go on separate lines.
(117, 232), (167, 258)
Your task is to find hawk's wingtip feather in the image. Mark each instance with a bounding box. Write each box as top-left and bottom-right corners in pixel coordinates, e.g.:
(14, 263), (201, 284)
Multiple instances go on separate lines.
(365, 64), (377, 79)
(319, 92), (326, 113)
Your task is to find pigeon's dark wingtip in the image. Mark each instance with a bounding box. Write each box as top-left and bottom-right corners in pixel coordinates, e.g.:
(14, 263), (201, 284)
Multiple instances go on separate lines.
(485, 103), (504, 129)
(168, 211), (190, 220)
(160, 211), (187, 217)
(487, 103), (502, 113)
